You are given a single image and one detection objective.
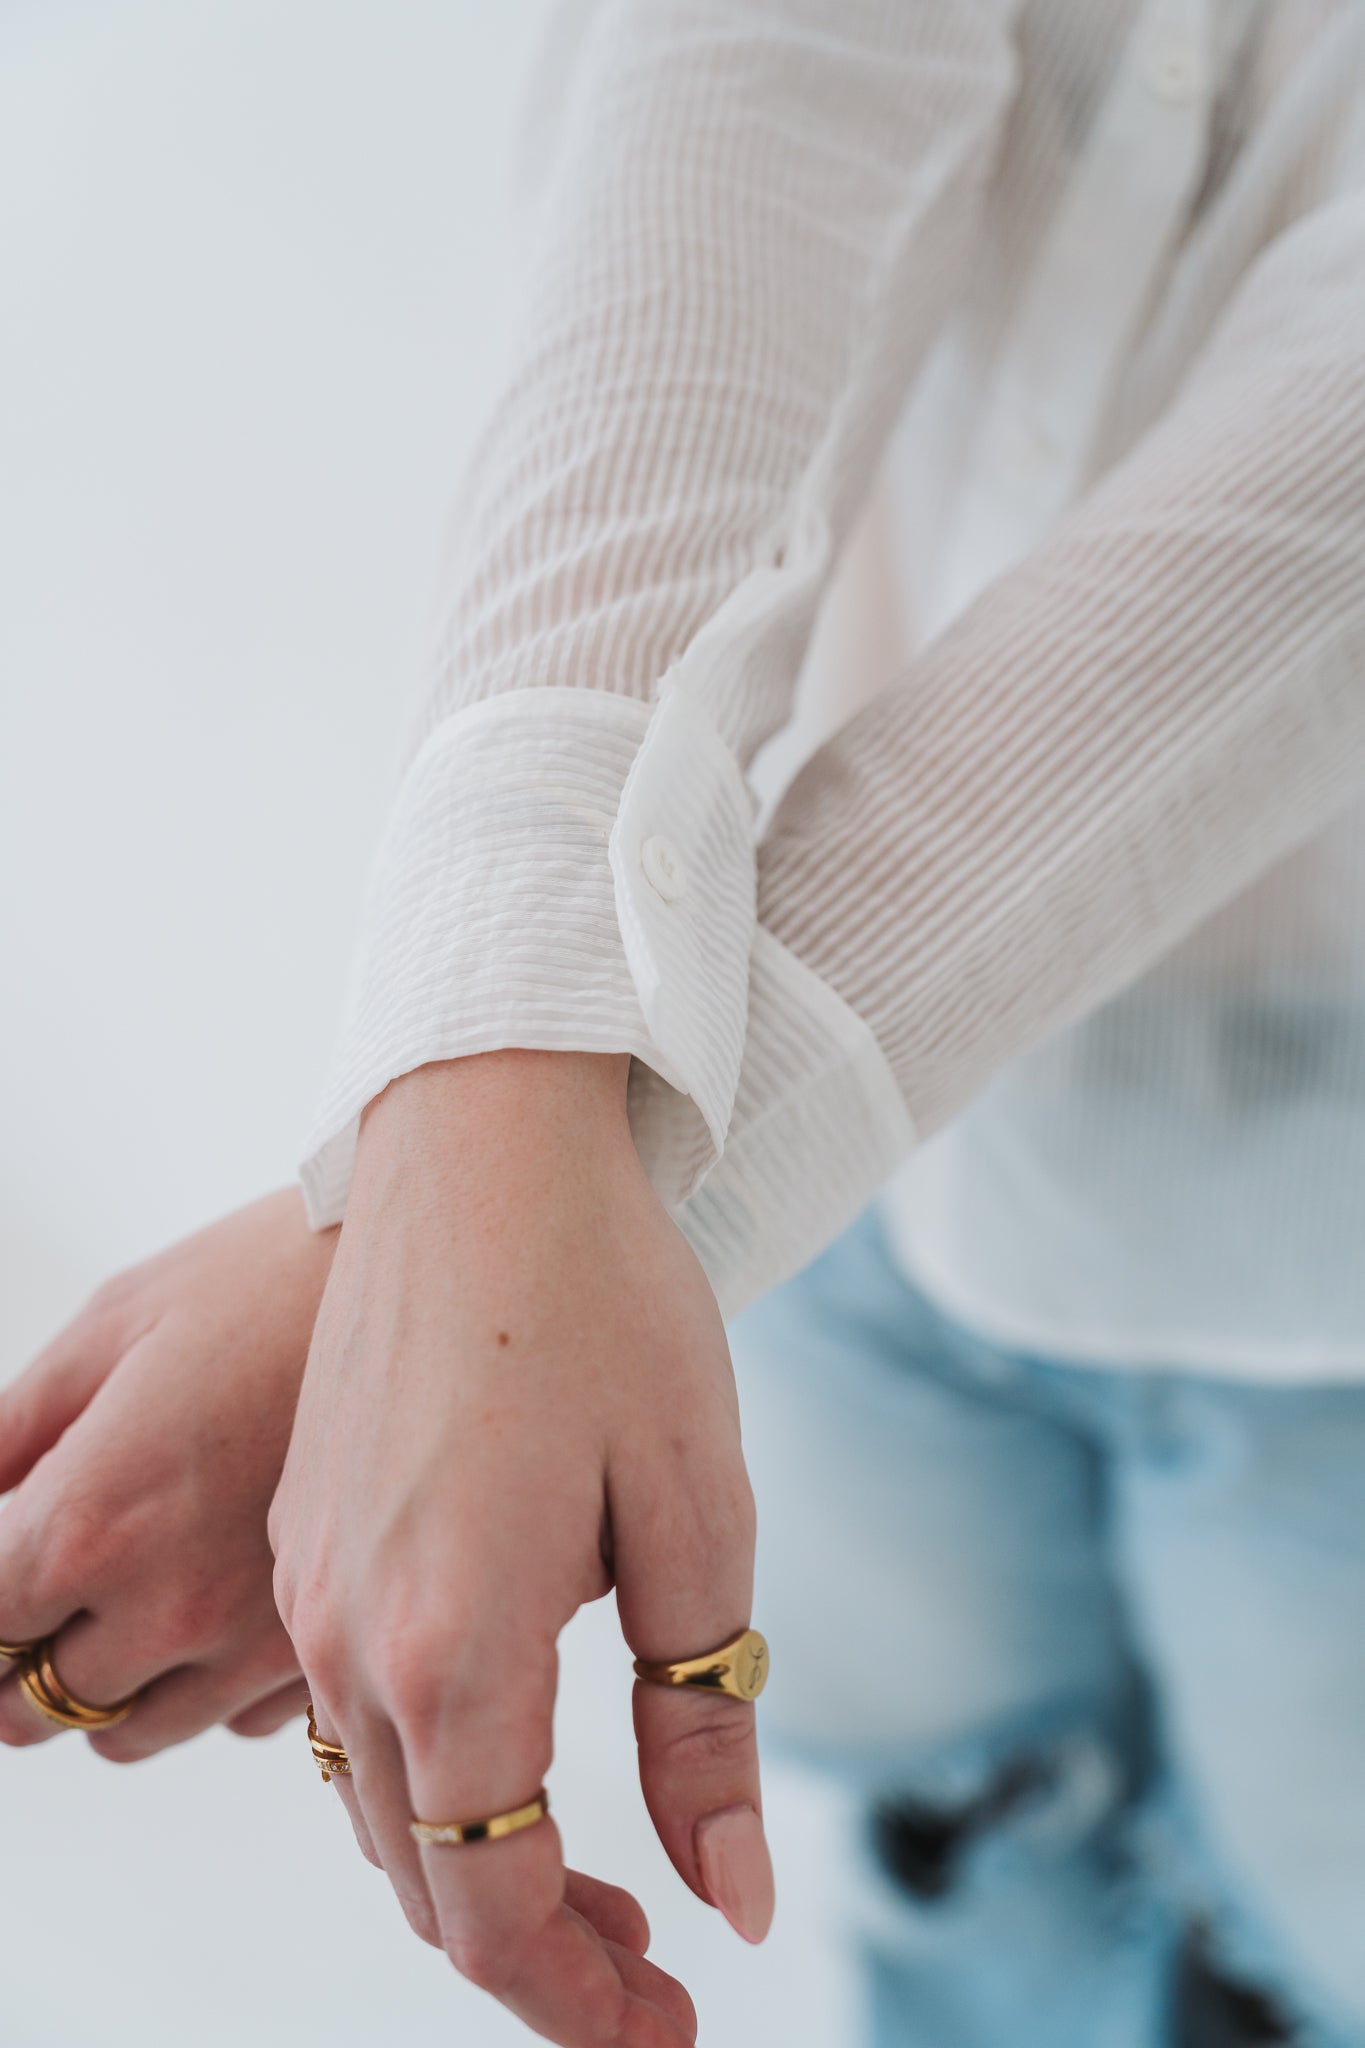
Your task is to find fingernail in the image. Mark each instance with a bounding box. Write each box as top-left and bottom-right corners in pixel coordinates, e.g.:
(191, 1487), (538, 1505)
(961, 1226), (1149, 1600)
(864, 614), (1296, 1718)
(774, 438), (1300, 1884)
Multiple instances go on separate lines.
(695, 1804), (775, 1944)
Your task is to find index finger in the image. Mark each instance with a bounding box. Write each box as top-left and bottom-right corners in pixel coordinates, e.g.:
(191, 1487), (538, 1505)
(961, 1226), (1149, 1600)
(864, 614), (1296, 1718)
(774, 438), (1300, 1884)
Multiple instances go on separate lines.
(612, 1429), (773, 1947)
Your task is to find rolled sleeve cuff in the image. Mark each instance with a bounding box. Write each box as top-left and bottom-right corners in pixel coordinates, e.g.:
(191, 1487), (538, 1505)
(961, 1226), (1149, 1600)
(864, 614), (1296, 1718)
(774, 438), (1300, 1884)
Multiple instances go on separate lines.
(299, 685), (757, 1227)
(635, 928), (917, 1317)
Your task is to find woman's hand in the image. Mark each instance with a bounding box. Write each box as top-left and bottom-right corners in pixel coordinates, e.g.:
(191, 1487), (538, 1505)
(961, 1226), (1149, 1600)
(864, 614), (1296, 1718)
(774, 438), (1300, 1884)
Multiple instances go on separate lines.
(270, 1050), (771, 2048)
(0, 1190), (335, 1755)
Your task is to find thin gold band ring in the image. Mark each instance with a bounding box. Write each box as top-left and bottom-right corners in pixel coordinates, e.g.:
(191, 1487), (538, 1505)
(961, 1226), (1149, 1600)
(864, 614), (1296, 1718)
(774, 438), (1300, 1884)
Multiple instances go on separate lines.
(410, 1788), (550, 1847)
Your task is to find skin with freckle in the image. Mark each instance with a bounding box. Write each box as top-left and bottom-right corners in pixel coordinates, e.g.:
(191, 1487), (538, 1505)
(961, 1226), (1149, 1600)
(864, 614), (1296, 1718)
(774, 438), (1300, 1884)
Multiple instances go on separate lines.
(270, 1049), (771, 2048)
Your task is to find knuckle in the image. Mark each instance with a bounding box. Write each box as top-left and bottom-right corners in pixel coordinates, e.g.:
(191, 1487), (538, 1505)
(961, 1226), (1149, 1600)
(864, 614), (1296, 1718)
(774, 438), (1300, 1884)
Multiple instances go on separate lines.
(371, 1618), (463, 1735)
(705, 1469), (757, 1558)
(282, 1590), (346, 1698)
(265, 1494), (289, 1565)
(32, 1491), (111, 1601)
(374, 1607), (550, 1752)
(269, 1551), (298, 1627)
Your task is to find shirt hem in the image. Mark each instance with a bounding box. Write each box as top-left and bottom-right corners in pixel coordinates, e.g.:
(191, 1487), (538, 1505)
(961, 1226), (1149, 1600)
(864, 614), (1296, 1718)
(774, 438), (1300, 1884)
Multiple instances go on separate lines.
(884, 1220), (1365, 1384)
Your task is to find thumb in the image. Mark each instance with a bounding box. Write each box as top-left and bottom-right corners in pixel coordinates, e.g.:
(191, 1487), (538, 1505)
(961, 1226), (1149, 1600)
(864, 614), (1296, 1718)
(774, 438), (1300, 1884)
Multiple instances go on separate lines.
(614, 1439), (774, 1946)
(0, 1288), (133, 1494)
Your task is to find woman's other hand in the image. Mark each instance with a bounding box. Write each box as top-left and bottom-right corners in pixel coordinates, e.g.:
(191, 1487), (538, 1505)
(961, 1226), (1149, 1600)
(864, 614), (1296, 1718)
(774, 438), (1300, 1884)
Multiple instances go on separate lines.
(270, 1051), (771, 2048)
(0, 1190), (335, 1754)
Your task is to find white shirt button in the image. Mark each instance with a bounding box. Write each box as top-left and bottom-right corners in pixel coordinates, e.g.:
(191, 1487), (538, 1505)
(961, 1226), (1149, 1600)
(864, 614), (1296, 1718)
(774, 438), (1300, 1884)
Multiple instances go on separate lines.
(1146, 36), (1202, 105)
(641, 835), (687, 902)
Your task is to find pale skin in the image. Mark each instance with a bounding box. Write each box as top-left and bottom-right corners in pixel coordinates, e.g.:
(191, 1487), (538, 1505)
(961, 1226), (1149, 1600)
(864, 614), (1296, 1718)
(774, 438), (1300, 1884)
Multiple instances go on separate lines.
(0, 1049), (772, 2047)
(273, 1049), (771, 2046)
(0, 1189), (331, 1754)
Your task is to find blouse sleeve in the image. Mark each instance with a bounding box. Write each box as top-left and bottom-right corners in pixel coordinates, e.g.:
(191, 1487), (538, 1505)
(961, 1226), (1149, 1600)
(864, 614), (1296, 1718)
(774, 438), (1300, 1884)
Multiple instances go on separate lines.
(299, 0), (1017, 1227)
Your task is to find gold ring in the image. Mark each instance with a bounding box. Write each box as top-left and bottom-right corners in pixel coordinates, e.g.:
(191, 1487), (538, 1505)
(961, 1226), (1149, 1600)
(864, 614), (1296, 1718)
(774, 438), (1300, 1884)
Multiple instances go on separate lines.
(306, 1704), (351, 1782)
(0, 1639), (38, 1662)
(411, 1787), (550, 1847)
(633, 1626), (769, 1702)
(18, 1641), (139, 1731)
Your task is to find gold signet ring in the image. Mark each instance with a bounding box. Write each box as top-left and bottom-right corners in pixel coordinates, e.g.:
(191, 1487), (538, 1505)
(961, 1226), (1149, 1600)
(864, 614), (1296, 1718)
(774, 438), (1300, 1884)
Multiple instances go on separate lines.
(411, 1787), (550, 1847)
(306, 1705), (352, 1782)
(18, 1641), (139, 1731)
(633, 1626), (769, 1702)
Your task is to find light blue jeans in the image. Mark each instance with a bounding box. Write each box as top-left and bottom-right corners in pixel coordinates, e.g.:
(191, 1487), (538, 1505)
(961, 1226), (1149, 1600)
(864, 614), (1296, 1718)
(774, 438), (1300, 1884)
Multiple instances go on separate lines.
(729, 1213), (1365, 2048)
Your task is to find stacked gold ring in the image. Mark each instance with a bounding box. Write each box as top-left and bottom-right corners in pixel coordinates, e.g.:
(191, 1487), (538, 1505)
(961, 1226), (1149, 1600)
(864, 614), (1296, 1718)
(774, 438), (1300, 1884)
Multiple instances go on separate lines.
(18, 1641), (138, 1731)
(300, 1712), (548, 1848)
(0, 1639), (37, 1662)
(306, 1704), (352, 1782)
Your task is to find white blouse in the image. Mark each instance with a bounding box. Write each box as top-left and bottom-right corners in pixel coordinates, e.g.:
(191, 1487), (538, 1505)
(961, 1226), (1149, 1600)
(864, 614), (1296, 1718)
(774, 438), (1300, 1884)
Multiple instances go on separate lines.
(301, 0), (1365, 1377)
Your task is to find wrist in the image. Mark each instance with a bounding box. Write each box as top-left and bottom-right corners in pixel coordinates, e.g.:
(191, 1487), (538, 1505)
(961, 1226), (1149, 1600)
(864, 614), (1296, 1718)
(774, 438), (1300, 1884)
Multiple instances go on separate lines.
(356, 1050), (636, 1187)
(351, 1056), (650, 1245)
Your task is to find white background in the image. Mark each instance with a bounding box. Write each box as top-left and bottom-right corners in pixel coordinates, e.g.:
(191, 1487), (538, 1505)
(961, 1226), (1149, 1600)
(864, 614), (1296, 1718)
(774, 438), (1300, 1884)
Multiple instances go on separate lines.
(0, 5), (846, 2041)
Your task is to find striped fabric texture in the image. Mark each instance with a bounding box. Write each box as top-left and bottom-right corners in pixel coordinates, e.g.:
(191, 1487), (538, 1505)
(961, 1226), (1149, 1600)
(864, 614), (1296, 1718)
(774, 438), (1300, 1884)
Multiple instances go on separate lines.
(302, 0), (1365, 1356)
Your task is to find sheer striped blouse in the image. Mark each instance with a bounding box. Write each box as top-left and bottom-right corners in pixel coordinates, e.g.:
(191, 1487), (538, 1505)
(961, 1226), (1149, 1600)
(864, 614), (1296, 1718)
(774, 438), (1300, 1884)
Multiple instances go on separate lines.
(301, 0), (1365, 1373)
